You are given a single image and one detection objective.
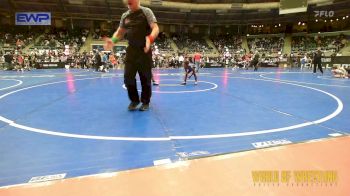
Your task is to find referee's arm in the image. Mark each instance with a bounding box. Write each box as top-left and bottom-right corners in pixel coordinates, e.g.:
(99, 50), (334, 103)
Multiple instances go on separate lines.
(149, 22), (159, 41)
(112, 27), (126, 41)
(144, 22), (159, 53)
(104, 27), (126, 51)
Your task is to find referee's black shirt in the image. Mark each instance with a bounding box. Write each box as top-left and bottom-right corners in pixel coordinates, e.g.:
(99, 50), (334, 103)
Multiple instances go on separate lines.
(119, 6), (157, 48)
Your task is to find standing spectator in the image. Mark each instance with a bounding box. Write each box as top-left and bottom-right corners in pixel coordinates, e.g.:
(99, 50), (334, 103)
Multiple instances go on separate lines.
(193, 52), (202, 72)
(4, 52), (14, 70)
(94, 50), (102, 72)
(300, 55), (308, 70)
(249, 51), (260, 71)
(0, 52), (5, 69)
(178, 54), (184, 66)
(109, 53), (117, 69)
(101, 53), (109, 72)
(17, 53), (24, 71)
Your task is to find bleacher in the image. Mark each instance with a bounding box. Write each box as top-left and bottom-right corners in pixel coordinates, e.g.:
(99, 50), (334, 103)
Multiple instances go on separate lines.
(0, 26), (38, 50)
(34, 28), (89, 53)
(172, 34), (213, 53)
(247, 36), (284, 55)
(153, 32), (173, 53)
(211, 34), (244, 54)
(292, 34), (348, 54)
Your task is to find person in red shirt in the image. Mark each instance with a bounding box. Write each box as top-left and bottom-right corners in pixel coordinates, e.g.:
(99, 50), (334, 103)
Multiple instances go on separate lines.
(109, 53), (117, 69)
(17, 54), (24, 71)
(193, 52), (202, 72)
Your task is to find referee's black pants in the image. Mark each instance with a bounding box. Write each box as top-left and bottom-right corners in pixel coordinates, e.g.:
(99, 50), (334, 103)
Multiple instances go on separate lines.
(124, 46), (152, 104)
(313, 61), (323, 74)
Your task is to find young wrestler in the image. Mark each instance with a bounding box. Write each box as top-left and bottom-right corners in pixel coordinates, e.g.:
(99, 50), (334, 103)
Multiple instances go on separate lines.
(181, 56), (197, 85)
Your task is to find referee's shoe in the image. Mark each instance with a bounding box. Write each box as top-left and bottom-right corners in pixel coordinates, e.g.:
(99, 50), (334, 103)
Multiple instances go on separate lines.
(128, 102), (140, 111)
(139, 104), (150, 111)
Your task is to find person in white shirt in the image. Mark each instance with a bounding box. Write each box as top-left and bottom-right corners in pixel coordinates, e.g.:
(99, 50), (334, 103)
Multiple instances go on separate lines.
(178, 54), (184, 64)
(300, 55), (308, 70)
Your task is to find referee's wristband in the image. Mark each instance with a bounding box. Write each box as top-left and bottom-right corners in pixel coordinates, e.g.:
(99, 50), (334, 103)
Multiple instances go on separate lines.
(111, 37), (119, 44)
(147, 35), (155, 44)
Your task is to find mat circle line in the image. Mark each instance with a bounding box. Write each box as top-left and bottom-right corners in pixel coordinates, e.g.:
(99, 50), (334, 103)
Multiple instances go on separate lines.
(0, 75), (343, 141)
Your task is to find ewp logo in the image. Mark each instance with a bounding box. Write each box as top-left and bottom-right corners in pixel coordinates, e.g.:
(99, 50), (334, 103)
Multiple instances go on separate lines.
(16, 12), (51, 25)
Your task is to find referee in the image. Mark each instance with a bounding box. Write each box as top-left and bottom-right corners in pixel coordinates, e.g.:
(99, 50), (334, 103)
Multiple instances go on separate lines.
(104, 0), (159, 111)
(313, 48), (324, 74)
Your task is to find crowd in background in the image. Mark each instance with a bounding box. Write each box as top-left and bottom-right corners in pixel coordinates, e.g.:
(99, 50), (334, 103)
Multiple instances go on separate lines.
(247, 37), (284, 56)
(34, 28), (89, 52)
(292, 34), (348, 54)
(0, 27), (39, 50)
(211, 34), (243, 54)
(1, 28), (350, 75)
(171, 33), (213, 53)
(0, 49), (124, 71)
(153, 32), (173, 53)
(92, 28), (114, 40)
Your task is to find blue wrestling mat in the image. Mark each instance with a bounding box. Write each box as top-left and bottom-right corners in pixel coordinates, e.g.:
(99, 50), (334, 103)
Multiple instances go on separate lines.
(0, 68), (349, 187)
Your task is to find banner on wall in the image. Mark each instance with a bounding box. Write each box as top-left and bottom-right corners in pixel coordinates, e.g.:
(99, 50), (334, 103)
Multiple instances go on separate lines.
(15, 12), (51, 25)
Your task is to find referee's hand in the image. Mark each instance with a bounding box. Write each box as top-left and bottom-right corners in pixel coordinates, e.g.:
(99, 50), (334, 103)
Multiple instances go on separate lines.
(144, 36), (151, 53)
(103, 37), (114, 51)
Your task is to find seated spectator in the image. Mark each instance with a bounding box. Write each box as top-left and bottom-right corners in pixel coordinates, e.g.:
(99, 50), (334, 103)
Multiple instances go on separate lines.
(248, 37), (284, 56)
(172, 33), (212, 53)
(153, 32), (172, 52)
(292, 34), (348, 54)
(212, 34), (243, 53)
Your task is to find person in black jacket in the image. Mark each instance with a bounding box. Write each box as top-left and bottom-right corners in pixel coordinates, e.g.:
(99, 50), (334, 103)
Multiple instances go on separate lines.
(4, 52), (14, 70)
(250, 51), (260, 71)
(313, 48), (323, 74)
(94, 50), (102, 72)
